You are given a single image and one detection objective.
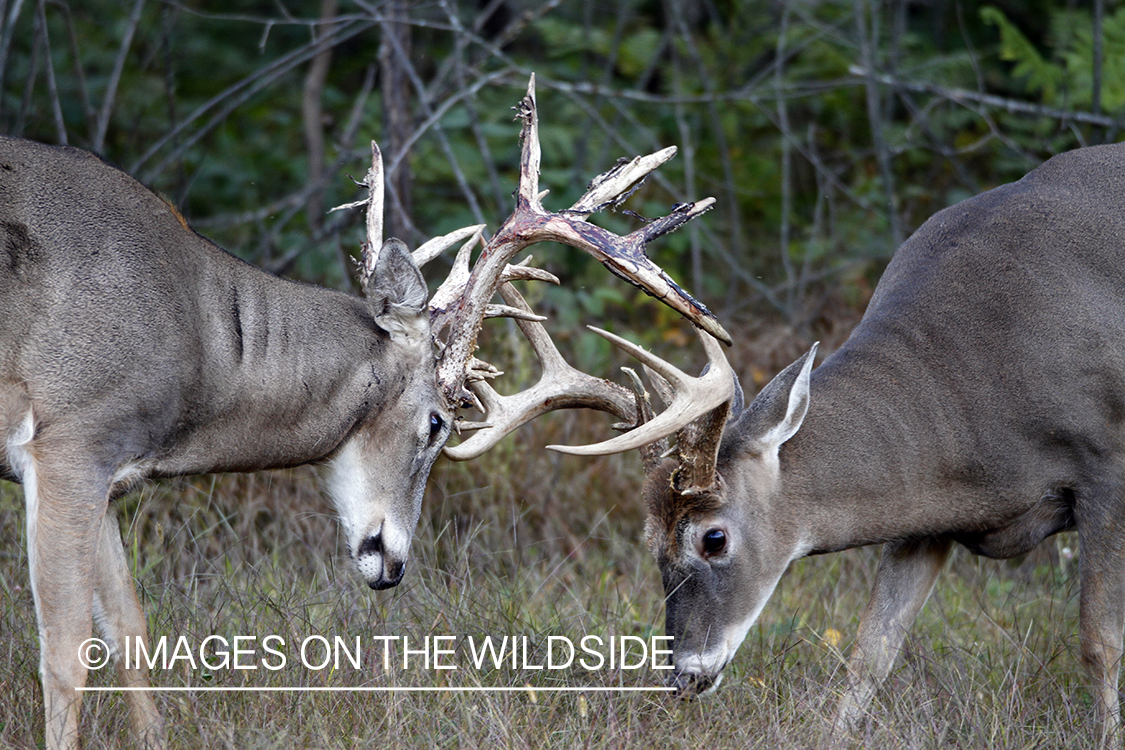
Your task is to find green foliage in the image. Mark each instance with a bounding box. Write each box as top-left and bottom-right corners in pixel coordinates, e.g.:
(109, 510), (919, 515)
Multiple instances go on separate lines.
(981, 6), (1066, 102)
(6, 0), (1120, 337)
(983, 4), (1125, 110)
(1059, 8), (1125, 110)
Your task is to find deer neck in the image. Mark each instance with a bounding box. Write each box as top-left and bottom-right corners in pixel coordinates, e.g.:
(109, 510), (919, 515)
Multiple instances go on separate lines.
(149, 259), (393, 476)
(772, 345), (970, 556)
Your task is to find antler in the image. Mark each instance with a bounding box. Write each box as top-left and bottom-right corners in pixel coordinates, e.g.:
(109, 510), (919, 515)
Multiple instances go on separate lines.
(432, 74), (731, 414)
(339, 74), (732, 464)
(442, 283), (638, 460)
(334, 142), (488, 279)
(547, 327), (735, 495)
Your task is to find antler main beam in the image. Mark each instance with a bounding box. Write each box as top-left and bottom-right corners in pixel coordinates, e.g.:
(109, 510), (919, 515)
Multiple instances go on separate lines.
(443, 282), (638, 460)
(433, 74), (730, 410)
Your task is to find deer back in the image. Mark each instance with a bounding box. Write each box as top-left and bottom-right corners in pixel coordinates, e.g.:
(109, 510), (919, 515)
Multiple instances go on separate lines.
(781, 141), (1125, 540)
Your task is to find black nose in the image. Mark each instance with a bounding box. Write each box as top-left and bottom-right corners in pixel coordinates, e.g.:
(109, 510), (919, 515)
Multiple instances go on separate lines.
(357, 533), (383, 558)
(366, 560), (405, 590)
(666, 671), (714, 697)
(358, 533), (406, 590)
(386, 558), (405, 582)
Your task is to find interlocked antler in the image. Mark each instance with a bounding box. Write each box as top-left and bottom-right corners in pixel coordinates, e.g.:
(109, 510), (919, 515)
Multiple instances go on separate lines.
(442, 282), (638, 460)
(340, 74), (732, 462)
(548, 327), (736, 495)
(431, 75), (731, 415)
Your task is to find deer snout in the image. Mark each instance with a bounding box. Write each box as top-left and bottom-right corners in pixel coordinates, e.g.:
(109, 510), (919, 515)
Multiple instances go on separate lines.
(663, 648), (728, 697)
(354, 531), (407, 590)
(666, 669), (723, 697)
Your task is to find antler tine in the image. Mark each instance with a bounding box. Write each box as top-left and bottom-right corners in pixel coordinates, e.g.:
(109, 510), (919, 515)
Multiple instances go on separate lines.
(363, 142), (384, 272)
(433, 74), (730, 410)
(546, 327), (734, 457)
(428, 228), (485, 333)
(413, 224), (486, 269)
(642, 363), (674, 409)
(547, 198), (729, 346)
(329, 141), (385, 279)
(621, 366), (669, 473)
(516, 73), (544, 211)
(567, 147), (678, 217)
(443, 283), (637, 461)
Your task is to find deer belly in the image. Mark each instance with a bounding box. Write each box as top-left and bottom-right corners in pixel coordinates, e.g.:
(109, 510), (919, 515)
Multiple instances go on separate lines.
(953, 493), (1074, 559)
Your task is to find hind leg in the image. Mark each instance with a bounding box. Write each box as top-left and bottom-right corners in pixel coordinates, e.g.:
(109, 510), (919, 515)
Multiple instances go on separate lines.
(1076, 494), (1125, 747)
(1073, 478), (1125, 746)
(94, 507), (165, 749)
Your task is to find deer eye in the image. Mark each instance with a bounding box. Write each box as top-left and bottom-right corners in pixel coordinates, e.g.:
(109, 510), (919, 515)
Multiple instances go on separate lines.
(428, 413), (445, 444)
(701, 528), (727, 557)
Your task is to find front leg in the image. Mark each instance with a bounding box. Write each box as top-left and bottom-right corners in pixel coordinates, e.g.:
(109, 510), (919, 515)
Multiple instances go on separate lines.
(833, 536), (953, 733)
(26, 458), (109, 750)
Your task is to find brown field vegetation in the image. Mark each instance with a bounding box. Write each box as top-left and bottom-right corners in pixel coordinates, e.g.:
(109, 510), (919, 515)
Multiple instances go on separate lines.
(0, 321), (1097, 749)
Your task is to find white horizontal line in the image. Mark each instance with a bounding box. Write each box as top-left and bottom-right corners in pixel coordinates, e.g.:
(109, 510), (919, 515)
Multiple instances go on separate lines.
(77, 686), (676, 693)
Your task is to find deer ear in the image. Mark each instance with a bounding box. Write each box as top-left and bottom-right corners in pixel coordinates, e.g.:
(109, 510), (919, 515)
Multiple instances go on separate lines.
(728, 369), (745, 423)
(364, 238), (429, 344)
(737, 343), (817, 455)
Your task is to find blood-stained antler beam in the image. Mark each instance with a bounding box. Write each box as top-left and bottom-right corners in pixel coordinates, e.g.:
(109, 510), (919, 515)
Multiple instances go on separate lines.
(433, 74), (731, 415)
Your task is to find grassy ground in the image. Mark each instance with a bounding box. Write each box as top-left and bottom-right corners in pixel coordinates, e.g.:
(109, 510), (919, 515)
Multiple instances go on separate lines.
(0, 337), (1102, 748)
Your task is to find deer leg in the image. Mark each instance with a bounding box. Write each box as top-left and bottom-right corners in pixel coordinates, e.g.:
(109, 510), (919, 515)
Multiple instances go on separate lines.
(26, 458), (109, 750)
(833, 536), (953, 733)
(1075, 500), (1125, 747)
(93, 508), (166, 749)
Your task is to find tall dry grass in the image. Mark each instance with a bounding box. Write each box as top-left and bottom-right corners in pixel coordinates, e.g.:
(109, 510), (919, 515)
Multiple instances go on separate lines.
(0, 324), (1101, 748)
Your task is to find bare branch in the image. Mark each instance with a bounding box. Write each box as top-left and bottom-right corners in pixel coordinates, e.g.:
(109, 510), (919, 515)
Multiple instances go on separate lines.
(849, 65), (1125, 130)
(854, 0), (902, 250)
(301, 0), (338, 232)
(132, 19), (374, 181)
(93, 0), (145, 153)
(0, 0), (29, 121)
(35, 0), (65, 144)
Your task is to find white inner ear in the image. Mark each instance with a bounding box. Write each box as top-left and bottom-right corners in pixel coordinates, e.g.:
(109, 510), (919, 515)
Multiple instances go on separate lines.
(756, 347), (815, 452)
(375, 304), (430, 346)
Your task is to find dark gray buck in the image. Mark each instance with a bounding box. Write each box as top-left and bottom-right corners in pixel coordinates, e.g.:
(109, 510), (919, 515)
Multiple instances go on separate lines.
(552, 141), (1125, 743)
(0, 77), (730, 750)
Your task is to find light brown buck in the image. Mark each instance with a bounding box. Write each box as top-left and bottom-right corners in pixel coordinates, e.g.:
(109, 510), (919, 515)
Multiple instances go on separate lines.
(549, 142), (1125, 743)
(0, 77), (729, 750)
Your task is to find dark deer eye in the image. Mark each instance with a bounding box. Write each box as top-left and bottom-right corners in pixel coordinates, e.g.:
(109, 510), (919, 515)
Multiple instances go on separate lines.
(429, 414), (444, 444)
(702, 529), (727, 557)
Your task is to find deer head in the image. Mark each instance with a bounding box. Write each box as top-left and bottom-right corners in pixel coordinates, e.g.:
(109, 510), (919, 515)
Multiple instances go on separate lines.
(329, 74), (733, 589)
(547, 318), (818, 694)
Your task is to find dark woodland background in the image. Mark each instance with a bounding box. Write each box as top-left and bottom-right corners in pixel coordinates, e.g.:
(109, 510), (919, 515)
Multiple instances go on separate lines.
(6, 0), (1122, 376)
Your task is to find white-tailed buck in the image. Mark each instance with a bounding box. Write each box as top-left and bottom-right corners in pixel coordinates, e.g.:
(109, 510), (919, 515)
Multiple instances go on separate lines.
(549, 142), (1125, 743)
(0, 77), (729, 749)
